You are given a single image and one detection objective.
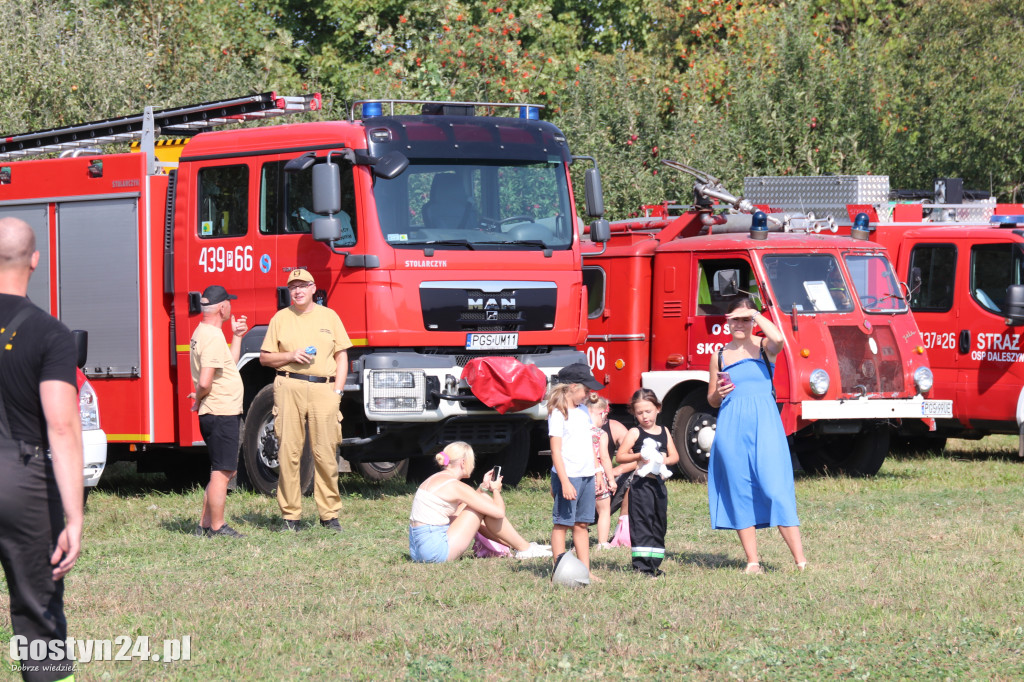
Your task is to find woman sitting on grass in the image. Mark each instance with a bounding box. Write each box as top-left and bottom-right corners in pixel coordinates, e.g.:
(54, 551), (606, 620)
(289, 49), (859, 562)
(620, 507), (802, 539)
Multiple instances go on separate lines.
(408, 441), (551, 563)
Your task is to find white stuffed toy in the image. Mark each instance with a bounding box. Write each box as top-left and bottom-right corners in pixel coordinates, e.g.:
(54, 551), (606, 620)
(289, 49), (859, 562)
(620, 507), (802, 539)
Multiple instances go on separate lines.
(635, 437), (673, 480)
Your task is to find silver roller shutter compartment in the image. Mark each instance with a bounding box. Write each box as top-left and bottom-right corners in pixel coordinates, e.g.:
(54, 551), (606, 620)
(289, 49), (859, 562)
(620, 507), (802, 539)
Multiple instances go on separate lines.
(58, 199), (140, 377)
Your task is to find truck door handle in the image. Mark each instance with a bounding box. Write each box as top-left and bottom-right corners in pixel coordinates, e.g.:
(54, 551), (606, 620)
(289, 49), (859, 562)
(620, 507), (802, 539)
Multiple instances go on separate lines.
(188, 291), (201, 315)
(277, 286), (289, 310)
(958, 329), (970, 354)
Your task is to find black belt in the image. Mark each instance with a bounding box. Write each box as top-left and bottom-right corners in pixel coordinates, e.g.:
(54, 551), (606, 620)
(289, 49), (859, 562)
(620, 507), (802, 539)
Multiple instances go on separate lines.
(276, 371), (335, 384)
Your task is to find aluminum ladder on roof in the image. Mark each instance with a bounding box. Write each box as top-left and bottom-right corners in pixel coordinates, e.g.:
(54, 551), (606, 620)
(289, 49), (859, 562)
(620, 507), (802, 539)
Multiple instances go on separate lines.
(0, 91), (322, 174)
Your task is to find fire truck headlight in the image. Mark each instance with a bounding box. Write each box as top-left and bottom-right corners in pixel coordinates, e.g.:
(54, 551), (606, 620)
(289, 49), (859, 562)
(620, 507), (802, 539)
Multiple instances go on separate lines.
(809, 369), (830, 396)
(368, 370), (425, 414)
(913, 366), (934, 394)
(80, 379), (101, 430)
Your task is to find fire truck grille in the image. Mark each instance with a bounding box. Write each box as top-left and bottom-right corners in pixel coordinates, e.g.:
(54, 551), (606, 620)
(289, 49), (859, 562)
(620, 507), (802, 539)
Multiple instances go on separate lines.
(420, 283), (557, 332)
(828, 325), (905, 394)
(439, 421), (515, 455)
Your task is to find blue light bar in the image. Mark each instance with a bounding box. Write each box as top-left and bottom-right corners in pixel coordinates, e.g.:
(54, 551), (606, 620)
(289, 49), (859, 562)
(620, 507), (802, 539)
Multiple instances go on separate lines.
(991, 215), (1024, 225)
(363, 102), (383, 118)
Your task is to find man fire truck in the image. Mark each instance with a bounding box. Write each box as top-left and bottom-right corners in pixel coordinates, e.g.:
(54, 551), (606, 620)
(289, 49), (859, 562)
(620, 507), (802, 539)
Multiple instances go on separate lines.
(745, 175), (1024, 456)
(0, 93), (609, 494)
(581, 163), (950, 481)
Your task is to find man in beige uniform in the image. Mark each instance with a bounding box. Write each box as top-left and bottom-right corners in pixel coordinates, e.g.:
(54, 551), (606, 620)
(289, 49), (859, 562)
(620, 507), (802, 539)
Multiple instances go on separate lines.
(189, 284), (247, 538)
(260, 269), (351, 532)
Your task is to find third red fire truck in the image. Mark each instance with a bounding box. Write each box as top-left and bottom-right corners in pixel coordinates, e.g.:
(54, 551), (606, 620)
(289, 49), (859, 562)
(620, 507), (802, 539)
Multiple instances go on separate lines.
(581, 163), (950, 480)
(745, 174), (1024, 455)
(0, 93), (608, 493)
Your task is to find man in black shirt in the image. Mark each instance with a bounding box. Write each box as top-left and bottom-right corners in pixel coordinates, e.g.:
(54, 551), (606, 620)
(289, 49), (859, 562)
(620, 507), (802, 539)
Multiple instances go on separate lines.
(0, 216), (83, 682)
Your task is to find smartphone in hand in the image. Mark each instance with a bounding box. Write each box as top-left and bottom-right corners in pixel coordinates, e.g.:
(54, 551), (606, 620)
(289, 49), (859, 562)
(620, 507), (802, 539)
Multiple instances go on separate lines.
(490, 465), (502, 481)
(719, 372), (732, 387)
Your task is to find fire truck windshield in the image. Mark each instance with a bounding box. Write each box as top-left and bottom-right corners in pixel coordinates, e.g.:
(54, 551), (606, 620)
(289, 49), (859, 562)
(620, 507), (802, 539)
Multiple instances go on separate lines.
(762, 254), (855, 313)
(372, 161), (574, 250)
(844, 253), (908, 313)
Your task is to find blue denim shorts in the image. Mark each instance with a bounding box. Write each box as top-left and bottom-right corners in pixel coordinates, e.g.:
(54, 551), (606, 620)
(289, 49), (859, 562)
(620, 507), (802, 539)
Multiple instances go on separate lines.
(551, 475), (596, 526)
(409, 524), (450, 563)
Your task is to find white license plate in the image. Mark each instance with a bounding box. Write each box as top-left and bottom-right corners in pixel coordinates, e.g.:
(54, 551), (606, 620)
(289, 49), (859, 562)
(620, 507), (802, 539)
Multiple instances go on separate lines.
(465, 333), (519, 350)
(921, 400), (953, 417)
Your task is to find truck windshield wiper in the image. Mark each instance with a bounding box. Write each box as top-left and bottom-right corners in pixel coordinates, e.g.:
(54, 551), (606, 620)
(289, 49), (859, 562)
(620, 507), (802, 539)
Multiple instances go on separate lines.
(408, 239), (476, 250)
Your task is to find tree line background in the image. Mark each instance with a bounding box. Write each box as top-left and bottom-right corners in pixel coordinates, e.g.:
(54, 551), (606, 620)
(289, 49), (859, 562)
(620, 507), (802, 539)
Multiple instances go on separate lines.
(2, 0), (1021, 216)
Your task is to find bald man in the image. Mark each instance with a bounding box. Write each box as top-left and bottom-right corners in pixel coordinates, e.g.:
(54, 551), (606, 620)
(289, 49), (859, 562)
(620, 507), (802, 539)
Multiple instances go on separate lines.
(0, 217), (83, 682)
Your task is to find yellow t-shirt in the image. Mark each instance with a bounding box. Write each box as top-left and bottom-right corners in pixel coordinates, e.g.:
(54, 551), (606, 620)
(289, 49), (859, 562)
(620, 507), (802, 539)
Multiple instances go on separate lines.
(261, 304), (352, 377)
(190, 323), (243, 416)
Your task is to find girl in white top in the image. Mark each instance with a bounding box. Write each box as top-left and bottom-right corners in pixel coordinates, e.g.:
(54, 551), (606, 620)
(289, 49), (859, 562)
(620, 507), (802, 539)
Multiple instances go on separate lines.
(408, 442), (551, 563)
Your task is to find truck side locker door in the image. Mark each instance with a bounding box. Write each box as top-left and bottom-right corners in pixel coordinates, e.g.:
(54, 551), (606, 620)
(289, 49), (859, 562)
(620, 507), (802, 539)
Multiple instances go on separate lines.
(905, 242), (959, 421)
(2, 205), (52, 312)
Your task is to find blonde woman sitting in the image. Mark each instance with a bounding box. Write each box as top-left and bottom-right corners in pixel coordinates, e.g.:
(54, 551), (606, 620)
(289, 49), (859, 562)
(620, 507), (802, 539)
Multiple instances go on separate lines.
(408, 441), (551, 563)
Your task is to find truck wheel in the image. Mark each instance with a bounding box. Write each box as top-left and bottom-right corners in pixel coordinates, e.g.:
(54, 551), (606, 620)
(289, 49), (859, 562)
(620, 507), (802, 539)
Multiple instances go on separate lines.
(241, 385), (314, 497)
(795, 425), (890, 476)
(480, 429), (531, 488)
(671, 391), (718, 483)
(356, 459), (409, 482)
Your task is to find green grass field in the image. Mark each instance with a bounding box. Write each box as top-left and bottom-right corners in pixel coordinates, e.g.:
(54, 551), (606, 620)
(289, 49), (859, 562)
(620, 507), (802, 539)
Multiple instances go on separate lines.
(2, 436), (1023, 680)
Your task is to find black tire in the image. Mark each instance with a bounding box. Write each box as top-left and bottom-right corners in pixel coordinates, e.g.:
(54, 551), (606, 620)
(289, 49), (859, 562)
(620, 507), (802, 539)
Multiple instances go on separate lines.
(240, 385), (314, 497)
(795, 424), (890, 476)
(356, 459), (410, 482)
(670, 390), (718, 483)
(479, 428), (531, 488)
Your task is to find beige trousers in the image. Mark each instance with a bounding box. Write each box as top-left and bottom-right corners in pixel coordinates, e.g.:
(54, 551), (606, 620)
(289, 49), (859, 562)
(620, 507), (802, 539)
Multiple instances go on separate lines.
(272, 375), (342, 520)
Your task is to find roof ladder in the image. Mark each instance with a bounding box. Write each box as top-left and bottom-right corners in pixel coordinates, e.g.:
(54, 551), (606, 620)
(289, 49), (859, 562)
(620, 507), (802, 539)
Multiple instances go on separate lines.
(0, 92), (322, 174)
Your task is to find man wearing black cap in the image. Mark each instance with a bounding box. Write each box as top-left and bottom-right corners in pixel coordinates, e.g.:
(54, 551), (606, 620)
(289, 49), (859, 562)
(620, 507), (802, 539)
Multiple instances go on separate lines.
(189, 285), (247, 537)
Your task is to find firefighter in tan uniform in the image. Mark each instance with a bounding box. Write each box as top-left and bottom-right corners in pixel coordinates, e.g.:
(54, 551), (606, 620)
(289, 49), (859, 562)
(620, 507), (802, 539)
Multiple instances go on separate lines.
(259, 269), (351, 532)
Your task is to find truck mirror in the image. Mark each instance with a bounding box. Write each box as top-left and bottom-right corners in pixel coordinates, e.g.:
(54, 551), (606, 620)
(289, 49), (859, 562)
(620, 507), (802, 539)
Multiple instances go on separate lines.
(909, 266), (922, 294)
(72, 329), (88, 369)
(715, 269), (740, 297)
(589, 218), (610, 243)
(1005, 284), (1024, 325)
(312, 162), (341, 215)
(312, 216), (343, 243)
(584, 168), (605, 217)
(284, 151), (316, 172)
(372, 151), (409, 179)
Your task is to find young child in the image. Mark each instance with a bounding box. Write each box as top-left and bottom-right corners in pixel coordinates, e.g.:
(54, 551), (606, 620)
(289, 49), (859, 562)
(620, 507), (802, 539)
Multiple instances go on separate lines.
(586, 394), (618, 550)
(548, 363), (604, 580)
(615, 389), (680, 577)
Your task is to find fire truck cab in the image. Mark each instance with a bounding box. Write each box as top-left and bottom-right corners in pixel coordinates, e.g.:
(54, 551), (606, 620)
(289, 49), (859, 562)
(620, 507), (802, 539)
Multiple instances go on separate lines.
(583, 165), (949, 480)
(746, 175), (1024, 454)
(0, 94), (608, 494)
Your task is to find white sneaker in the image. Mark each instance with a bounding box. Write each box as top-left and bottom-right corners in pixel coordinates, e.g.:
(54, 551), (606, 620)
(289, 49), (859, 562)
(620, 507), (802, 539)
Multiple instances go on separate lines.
(515, 542), (553, 560)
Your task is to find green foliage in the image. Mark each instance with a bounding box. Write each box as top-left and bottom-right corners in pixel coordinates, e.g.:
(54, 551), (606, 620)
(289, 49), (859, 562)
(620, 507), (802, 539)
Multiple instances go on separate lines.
(1, 0), (1022, 205)
(0, 0), (157, 133)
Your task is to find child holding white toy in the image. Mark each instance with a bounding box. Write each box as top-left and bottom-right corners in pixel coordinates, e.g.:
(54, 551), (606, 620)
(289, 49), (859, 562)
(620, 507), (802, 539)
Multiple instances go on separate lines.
(616, 389), (679, 576)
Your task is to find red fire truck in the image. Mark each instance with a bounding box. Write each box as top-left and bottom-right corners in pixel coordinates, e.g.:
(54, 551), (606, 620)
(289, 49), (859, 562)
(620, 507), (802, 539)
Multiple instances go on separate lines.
(745, 175), (1024, 455)
(581, 164), (950, 480)
(0, 93), (609, 494)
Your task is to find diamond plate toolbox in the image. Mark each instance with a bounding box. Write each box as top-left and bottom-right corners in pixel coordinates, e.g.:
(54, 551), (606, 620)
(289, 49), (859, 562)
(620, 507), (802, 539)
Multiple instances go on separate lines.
(744, 176), (891, 219)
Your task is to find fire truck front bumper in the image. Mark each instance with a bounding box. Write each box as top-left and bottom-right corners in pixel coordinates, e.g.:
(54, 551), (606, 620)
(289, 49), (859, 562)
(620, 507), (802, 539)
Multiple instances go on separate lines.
(359, 349), (583, 423)
(801, 396), (952, 421)
(82, 427), (107, 488)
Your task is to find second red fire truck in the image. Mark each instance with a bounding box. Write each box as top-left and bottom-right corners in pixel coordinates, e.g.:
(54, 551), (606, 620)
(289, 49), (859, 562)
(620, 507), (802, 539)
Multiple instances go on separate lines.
(745, 174), (1024, 455)
(582, 163), (950, 480)
(0, 93), (609, 493)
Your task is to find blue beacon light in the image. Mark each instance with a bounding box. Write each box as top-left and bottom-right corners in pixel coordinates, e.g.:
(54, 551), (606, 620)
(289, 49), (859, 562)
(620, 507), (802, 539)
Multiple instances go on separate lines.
(749, 211), (769, 240)
(362, 101), (383, 118)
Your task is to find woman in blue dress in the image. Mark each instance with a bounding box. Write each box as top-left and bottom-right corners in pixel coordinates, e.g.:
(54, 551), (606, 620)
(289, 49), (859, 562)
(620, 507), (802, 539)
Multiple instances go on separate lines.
(707, 297), (807, 574)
